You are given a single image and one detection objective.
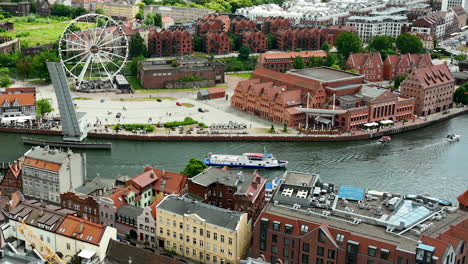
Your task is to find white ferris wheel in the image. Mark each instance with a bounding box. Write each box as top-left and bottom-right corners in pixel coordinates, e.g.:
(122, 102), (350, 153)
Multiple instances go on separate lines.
(58, 13), (129, 89)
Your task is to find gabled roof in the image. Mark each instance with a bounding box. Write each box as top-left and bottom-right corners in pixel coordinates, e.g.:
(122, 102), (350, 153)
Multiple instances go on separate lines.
(421, 235), (450, 259)
(207, 87), (225, 94)
(412, 64), (454, 89)
(348, 52), (383, 69)
(23, 157), (61, 172)
(143, 167), (187, 195)
(108, 185), (139, 209)
(56, 215), (106, 246)
(0, 92), (35, 107)
(277, 89), (302, 106)
(457, 190), (468, 207)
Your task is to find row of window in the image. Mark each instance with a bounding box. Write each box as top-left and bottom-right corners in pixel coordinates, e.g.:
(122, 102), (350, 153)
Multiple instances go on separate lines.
(159, 226), (233, 245)
(168, 241), (232, 264)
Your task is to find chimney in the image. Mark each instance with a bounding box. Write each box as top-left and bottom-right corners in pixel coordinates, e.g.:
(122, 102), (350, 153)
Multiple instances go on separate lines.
(252, 181), (258, 189)
(78, 221), (84, 233)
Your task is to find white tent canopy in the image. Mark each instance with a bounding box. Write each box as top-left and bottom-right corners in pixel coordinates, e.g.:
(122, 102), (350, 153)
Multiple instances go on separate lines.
(364, 122), (379, 127)
(380, 120), (394, 125)
(0, 116), (34, 123)
(315, 117), (332, 125)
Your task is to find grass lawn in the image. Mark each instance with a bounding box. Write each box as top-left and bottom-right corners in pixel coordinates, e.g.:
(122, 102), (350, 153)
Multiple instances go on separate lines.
(0, 17), (92, 46)
(73, 97), (92, 100)
(227, 73), (252, 78)
(182, 103), (194, 108)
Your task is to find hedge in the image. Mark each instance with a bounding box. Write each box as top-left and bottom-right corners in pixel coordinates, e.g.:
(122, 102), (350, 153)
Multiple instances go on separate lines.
(114, 124), (155, 132)
(164, 117), (207, 128)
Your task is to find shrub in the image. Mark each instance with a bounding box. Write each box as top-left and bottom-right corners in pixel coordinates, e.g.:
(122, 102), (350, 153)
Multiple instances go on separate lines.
(16, 32), (31, 38)
(164, 117), (204, 128)
(114, 124), (155, 132)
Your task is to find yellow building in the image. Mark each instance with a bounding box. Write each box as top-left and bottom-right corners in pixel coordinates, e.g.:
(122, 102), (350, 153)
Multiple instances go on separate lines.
(96, 2), (139, 20)
(156, 195), (251, 264)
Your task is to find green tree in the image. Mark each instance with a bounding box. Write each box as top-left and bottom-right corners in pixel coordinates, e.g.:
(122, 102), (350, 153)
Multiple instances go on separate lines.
(330, 64), (341, 70)
(16, 56), (32, 79)
(129, 33), (147, 58)
(0, 75), (11, 88)
(180, 158), (208, 178)
(293, 56), (304, 69)
(154, 13), (163, 27)
(72, 7), (87, 18)
(454, 54), (467, 62)
(269, 124), (275, 133)
(95, 8), (104, 14)
(36, 98), (54, 117)
(396, 33), (423, 54)
(31, 51), (59, 82)
(393, 74), (408, 90)
(453, 84), (468, 105)
(380, 48), (397, 60)
(227, 33), (239, 51)
(325, 53), (337, 67)
(282, 123), (288, 132)
(135, 12), (144, 20)
(321, 42), (331, 53)
(193, 35), (204, 52)
(334, 32), (361, 58)
(238, 45), (250, 60)
(68, 23), (81, 32)
(369, 36), (395, 52)
(144, 13), (155, 26)
(308, 56), (324, 68)
(129, 56), (145, 76)
(266, 33), (276, 49)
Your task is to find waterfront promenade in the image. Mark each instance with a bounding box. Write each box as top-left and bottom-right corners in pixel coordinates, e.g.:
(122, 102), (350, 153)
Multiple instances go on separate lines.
(1, 106), (466, 142)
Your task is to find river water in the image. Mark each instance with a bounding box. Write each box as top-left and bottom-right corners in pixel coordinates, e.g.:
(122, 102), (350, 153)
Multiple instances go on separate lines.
(1, 115), (467, 202)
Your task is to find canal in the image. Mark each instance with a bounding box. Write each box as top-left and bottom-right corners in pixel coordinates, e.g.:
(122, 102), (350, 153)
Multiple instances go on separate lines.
(0, 114), (467, 201)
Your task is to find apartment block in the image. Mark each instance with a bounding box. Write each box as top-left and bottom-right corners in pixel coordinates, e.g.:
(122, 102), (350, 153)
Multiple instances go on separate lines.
(257, 51), (327, 73)
(95, 2), (139, 20)
(204, 31), (231, 55)
(230, 17), (256, 34)
(400, 64), (455, 116)
(22, 146), (85, 204)
(148, 28), (193, 57)
(239, 29), (268, 53)
(156, 195), (251, 264)
(383, 53), (433, 80)
(261, 17), (291, 33)
(346, 53), (384, 82)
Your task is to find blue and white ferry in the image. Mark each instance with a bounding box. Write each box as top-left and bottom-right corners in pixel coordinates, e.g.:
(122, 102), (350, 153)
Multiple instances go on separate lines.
(204, 152), (288, 168)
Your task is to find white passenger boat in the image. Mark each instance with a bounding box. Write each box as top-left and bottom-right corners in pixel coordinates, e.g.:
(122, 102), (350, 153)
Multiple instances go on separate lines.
(204, 152), (288, 168)
(446, 134), (461, 142)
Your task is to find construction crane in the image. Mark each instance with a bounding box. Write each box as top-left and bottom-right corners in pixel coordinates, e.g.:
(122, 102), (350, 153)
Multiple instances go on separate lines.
(17, 221), (66, 264)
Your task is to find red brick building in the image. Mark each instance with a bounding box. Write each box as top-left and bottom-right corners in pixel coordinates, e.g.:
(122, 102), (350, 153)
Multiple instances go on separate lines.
(400, 64), (454, 116)
(195, 19), (224, 36)
(188, 167), (266, 221)
(346, 53), (384, 82)
(262, 17), (291, 33)
(204, 31), (231, 55)
(257, 50), (327, 73)
(147, 29), (193, 57)
(321, 25), (356, 47)
(0, 159), (22, 197)
(202, 14), (231, 32)
(383, 53), (433, 80)
(275, 28), (323, 52)
(60, 191), (101, 223)
(252, 173), (468, 264)
(232, 67), (415, 131)
(458, 190), (468, 211)
(239, 29), (267, 53)
(198, 87), (226, 100)
(230, 17), (256, 34)
(138, 56), (225, 89)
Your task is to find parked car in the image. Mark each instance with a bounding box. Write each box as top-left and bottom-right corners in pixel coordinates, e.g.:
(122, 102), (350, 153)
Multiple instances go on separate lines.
(116, 112), (121, 118)
(198, 108), (204, 113)
(157, 99), (162, 102)
(176, 102), (182, 106)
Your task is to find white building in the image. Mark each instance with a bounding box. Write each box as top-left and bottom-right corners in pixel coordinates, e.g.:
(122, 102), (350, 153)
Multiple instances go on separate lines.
(442, 0), (468, 11)
(22, 146), (86, 204)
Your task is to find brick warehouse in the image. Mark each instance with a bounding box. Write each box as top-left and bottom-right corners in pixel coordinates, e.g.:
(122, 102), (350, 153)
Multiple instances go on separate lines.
(251, 171), (468, 264)
(187, 167), (266, 221)
(232, 67), (415, 131)
(148, 28), (193, 57)
(257, 50), (327, 73)
(137, 56), (225, 89)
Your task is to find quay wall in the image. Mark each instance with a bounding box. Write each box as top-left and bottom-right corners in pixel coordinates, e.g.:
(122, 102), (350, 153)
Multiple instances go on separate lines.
(0, 108), (466, 142)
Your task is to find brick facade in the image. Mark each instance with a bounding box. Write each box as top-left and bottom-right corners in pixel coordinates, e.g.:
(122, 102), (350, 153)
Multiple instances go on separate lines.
(148, 29), (193, 57)
(400, 64), (454, 116)
(60, 192), (100, 223)
(239, 29), (267, 53)
(0, 160), (22, 197)
(204, 31), (231, 55)
(346, 53), (384, 82)
(257, 51), (327, 73)
(230, 17), (256, 34)
(261, 17), (291, 33)
(275, 28), (322, 51)
(383, 53), (433, 80)
(196, 19), (224, 36)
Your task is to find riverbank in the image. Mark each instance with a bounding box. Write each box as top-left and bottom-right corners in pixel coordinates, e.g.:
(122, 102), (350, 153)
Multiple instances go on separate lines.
(1, 107), (466, 142)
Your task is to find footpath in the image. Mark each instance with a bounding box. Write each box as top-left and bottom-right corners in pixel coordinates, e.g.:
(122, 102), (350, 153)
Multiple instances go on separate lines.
(1, 107), (467, 142)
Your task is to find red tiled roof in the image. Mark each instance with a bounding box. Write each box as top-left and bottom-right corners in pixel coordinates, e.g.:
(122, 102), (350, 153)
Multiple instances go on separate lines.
(413, 64), (454, 89)
(348, 52), (382, 69)
(261, 50), (326, 61)
(457, 190), (468, 207)
(56, 215), (105, 246)
(277, 89), (301, 106)
(143, 167), (187, 195)
(207, 87), (225, 94)
(23, 157), (61, 172)
(421, 235), (450, 258)
(8, 157), (23, 179)
(108, 185), (139, 209)
(437, 233), (462, 250)
(127, 170), (158, 189)
(285, 107), (303, 115)
(0, 93), (35, 107)
(444, 225), (468, 241)
(9, 191), (23, 208)
(244, 173), (266, 202)
(235, 79), (261, 93)
(149, 200), (162, 220)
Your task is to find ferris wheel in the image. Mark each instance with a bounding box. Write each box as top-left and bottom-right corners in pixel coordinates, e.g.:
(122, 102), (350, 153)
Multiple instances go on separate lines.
(58, 14), (129, 89)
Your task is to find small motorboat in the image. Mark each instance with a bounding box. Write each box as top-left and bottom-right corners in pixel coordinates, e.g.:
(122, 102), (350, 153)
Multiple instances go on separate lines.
(379, 136), (391, 144)
(446, 134), (461, 142)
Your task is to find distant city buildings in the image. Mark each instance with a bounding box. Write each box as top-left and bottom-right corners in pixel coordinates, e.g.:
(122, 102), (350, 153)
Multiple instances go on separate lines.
(257, 50), (327, 73)
(148, 28), (193, 57)
(96, 0), (140, 20)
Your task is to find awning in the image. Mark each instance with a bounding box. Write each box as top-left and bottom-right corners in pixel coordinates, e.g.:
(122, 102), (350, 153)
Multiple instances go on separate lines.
(78, 249), (96, 259)
(380, 120), (393, 125)
(363, 122), (379, 127)
(1, 116), (34, 122)
(316, 117), (332, 125)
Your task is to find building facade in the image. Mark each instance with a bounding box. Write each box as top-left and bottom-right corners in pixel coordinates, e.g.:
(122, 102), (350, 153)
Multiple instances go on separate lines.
(0, 2), (31, 16)
(0, 159), (22, 197)
(400, 64), (454, 116)
(115, 204), (144, 240)
(138, 57), (225, 89)
(22, 146), (85, 204)
(95, 2), (139, 20)
(60, 192), (100, 223)
(136, 205), (156, 248)
(204, 31), (231, 55)
(261, 17), (291, 33)
(230, 17), (256, 34)
(148, 28), (193, 57)
(239, 29), (268, 53)
(188, 167), (266, 221)
(0, 87), (36, 124)
(383, 53), (433, 80)
(346, 53), (384, 82)
(257, 51), (327, 73)
(156, 195), (251, 264)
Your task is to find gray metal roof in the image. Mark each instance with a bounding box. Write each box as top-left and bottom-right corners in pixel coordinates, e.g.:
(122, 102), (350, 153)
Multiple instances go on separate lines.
(289, 67), (362, 82)
(190, 167), (257, 195)
(199, 90), (209, 96)
(74, 177), (115, 196)
(158, 195), (245, 230)
(24, 146), (71, 164)
(355, 86), (387, 102)
(117, 204), (144, 218)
